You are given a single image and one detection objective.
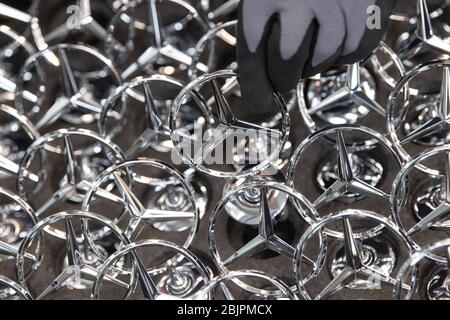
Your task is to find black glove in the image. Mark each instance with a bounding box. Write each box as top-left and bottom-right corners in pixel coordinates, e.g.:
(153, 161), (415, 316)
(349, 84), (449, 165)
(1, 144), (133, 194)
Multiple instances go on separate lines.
(237, 0), (397, 113)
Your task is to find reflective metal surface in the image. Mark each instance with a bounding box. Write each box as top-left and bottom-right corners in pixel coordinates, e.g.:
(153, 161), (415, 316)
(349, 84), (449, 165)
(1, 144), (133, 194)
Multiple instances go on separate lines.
(170, 70), (289, 178)
(0, 0), (447, 301)
(295, 210), (412, 300)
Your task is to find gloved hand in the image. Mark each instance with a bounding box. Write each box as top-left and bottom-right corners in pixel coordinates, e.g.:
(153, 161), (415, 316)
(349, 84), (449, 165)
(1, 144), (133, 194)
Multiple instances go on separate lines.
(237, 0), (397, 113)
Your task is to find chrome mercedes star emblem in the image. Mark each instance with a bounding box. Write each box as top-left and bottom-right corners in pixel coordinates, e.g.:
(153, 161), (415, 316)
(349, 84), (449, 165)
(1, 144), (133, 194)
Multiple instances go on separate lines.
(295, 211), (412, 300)
(392, 145), (450, 262)
(82, 159), (199, 245)
(171, 70), (289, 178)
(16, 210), (130, 300)
(92, 239), (210, 300)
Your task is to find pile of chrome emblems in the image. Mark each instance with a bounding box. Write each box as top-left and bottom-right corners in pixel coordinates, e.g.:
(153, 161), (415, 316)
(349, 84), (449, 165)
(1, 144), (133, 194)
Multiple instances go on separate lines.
(0, 0), (449, 300)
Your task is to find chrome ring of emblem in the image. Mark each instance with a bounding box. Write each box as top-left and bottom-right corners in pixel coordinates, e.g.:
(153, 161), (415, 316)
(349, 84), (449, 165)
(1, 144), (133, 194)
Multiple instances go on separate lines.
(295, 210), (412, 300)
(192, 270), (298, 300)
(0, 275), (33, 300)
(16, 210), (130, 300)
(0, 187), (41, 260)
(92, 239), (211, 300)
(286, 124), (402, 238)
(0, 24), (34, 110)
(14, 43), (122, 131)
(208, 181), (326, 296)
(105, 0), (209, 80)
(188, 20), (237, 81)
(99, 74), (210, 157)
(16, 128), (125, 238)
(387, 60), (450, 175)
(170, 69), (289, 179)
(82, 158), (200, 246)
(394, 239), (450, 300)
(391, 145), (450, 263)
(0, 104), (46, 196)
